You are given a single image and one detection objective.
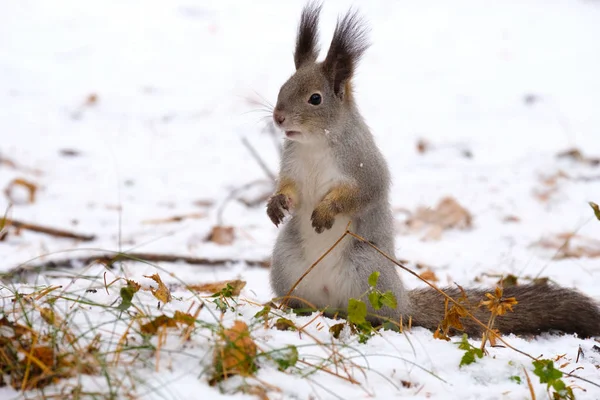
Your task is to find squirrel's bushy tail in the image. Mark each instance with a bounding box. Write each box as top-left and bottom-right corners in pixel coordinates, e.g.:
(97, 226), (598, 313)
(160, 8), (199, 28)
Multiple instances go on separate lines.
(408, 284), (600, 337)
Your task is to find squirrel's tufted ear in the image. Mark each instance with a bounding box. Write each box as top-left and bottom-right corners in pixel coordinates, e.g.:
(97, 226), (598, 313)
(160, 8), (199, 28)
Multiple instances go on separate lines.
(322, 9), (369, 97)
(294, 3), (322, 70)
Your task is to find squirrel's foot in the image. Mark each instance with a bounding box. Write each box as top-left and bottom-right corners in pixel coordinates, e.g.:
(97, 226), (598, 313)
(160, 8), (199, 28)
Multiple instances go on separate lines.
(311, 204), (335, 233)
(267, 193), (293, 226)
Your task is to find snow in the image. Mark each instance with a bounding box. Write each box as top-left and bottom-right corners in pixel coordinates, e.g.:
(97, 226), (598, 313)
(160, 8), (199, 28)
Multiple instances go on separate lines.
(1, 0), (600, 399)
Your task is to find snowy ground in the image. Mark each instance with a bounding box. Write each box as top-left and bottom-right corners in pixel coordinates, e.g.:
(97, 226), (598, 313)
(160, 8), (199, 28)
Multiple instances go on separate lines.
(1, 0), (600, 399)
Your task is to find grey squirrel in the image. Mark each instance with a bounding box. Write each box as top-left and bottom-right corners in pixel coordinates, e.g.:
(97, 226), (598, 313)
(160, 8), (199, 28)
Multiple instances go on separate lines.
(267, 3), (600, 337)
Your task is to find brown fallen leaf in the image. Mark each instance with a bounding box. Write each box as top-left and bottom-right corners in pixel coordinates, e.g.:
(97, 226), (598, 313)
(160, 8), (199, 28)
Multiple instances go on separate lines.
(532, 170), (569, 203)
(212, 321), (257, 384)
(497, 274), (519, 288)
(405, 197), (472, 241)
(144, 274), (172, 304)
(188, 279), (246, 296)
(207, 225), (235, 245)
(273, 317), (295, 331)
(419, 269), (439, 283)
(533, 233), (600, 259)
(140, 311), (195, 335)
(4, 178), (38, 204)
(86, 93), (98, 106)
(557, 148), (600, 167)
(416, 138), (431, 154)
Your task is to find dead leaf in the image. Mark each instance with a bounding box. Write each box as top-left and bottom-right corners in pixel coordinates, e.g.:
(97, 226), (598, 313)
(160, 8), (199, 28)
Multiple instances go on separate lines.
(401, 380), (414, 388)
(273, 318), (295, 331)
(405, 197), (472, 241)
(433, 326), (450, 341)
(243, 385), (271, 400)
(419, 270), (439, 283)
(416, 138), (430, 154)
(140, 311), (195, 335)
(207, 226), (235, 245)
(188, 279), (246, 296)
(86, 93), (98, 106)
(557, 148), (600, 166)
(533, 233), (600, 259)
(144, 274), (172, 304)
(533, 170), (569, 203)
(497, 274), (519, 288)
(193, 199), (215, 207)
(4, 178), (38, 204)
(212, 321), (257, 384)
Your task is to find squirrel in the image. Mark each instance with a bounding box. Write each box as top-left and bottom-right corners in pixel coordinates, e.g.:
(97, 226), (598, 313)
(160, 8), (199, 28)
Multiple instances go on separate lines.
(266, 3), (600, 337)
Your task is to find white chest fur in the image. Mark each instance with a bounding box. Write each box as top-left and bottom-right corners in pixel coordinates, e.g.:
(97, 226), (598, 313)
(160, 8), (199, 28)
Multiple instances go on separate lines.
(283, 142), (355, 309)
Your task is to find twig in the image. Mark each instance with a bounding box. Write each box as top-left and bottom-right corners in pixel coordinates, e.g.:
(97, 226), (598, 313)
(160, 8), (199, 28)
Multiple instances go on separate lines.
(216, 179), (270, 225)
(5, 219), (96, 241)
(346, 230), (537, 360)
(347, 230), (600, 390)
(241, 136), (276, 181)
(2, 252), (269, 280)
(280, 222), (351, 308)
(523, 366), (536, 400)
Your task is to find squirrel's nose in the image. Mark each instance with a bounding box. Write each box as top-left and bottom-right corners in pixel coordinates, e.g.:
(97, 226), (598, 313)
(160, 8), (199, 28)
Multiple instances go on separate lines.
(273, 110), (286, 125)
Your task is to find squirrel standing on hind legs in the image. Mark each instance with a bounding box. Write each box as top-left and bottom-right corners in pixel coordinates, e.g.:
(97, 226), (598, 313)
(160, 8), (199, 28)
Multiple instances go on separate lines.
(267, 3), (600, 337)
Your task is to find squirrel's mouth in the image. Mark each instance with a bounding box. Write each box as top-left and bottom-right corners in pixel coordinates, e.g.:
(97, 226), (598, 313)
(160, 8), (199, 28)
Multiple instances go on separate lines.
(285, 131), (301, 138)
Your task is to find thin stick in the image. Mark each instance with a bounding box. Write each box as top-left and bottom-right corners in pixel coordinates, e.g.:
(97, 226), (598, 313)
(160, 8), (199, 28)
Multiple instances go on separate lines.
(347, 230), (600, 390)
(241, 136), (276, 181)
(346, 230), (536, 360)
(3, 252), (269, 280)
(5, 218), (96, 241)
(280, 222), (351, 308)
(523, 366), (536, 400)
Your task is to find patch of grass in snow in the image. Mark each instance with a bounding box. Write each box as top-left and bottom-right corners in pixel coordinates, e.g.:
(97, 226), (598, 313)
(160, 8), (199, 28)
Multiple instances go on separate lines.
(0, 252), (442, 399)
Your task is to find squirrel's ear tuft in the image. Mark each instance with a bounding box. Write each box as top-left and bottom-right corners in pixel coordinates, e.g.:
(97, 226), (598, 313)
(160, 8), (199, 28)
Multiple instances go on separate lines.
(294, 3), (322, 70)
(322, 9), (369, 97)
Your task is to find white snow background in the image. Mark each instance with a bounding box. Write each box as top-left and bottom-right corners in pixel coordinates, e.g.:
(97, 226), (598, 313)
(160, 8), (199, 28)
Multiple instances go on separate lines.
(1, 0), (600, 399)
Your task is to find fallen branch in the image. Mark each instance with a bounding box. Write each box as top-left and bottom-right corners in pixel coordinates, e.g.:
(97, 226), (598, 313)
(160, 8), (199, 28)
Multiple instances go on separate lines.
(5, 219), (96, 241)
(2, 252), (270, 280)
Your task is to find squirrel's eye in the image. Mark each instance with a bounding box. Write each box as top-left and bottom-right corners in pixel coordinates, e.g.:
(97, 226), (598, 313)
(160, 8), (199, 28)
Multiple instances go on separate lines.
(308, 93), (322, 105)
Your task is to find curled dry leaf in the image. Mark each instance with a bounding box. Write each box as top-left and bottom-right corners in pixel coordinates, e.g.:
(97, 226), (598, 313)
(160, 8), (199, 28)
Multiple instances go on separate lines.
(4, 178), (38, 204)
(533, 233), (600, 259)
(188, 279), (246, 296)
(207, 225), (235, 245)
(212, 321), (257, 384)
(144, 274), (172, 304)
(405, 197), (472, 241)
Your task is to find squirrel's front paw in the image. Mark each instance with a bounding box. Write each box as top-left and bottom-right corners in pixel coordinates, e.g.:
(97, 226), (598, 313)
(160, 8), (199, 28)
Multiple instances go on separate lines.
(311, 205), (335, 233)
(267, 194), (293, 226)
